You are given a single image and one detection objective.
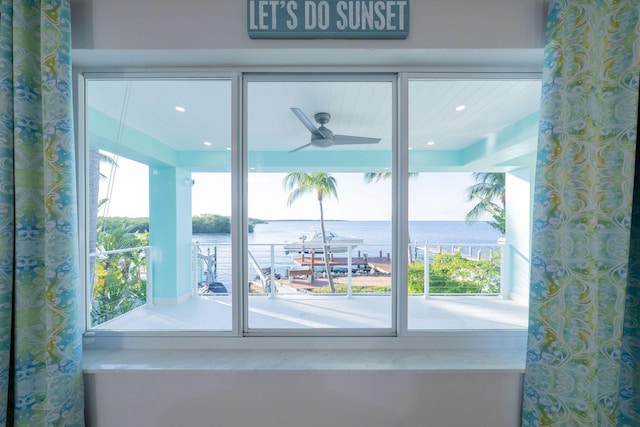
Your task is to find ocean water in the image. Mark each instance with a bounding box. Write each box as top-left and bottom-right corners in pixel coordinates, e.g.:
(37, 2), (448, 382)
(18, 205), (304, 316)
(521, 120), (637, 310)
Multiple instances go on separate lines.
(193, 220), (502, 286)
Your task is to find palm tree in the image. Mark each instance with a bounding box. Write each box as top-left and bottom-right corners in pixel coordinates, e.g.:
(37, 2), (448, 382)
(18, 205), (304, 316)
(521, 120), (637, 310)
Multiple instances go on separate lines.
(283, 172), (338, 292)
(88, 148), (118, 287)
(363, 172), (419, 183)
(364, 171), (420, 260)
(464, 172), (505, 235)
(89, 149), (118, 248)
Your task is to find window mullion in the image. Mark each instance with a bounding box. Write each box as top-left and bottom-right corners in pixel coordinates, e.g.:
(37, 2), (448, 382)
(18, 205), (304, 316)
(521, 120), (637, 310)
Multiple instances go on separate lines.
(395, 73), (410, 336)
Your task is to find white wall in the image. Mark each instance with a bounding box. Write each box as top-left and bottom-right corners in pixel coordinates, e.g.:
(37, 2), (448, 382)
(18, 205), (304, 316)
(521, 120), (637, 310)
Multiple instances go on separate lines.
(71, 0), (546, 50)
(85, 370), (523, 427)
(73, 1), (544, 426)
(505, 167), (533, 301)
(70, 0), (546, 71)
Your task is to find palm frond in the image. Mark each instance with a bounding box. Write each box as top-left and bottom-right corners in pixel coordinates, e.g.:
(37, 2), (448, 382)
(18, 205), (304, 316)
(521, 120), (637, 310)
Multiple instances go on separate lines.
(363, 172), (419, 183)
(465, 172), (506, 235)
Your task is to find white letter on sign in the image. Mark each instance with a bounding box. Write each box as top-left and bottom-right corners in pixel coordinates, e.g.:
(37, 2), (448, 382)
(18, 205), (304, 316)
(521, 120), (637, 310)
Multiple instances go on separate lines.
(374, 1), (385, 30)
(305, 1), (316, 29)
(396, 1), (407, 30)
(249, 1), (258, 30)
(386, 1), (396, 30)
(317, 1), (330, 30)
(336, 1), (348, 30)
(268, 0), (279, 28)
(286, 1), (298, 29)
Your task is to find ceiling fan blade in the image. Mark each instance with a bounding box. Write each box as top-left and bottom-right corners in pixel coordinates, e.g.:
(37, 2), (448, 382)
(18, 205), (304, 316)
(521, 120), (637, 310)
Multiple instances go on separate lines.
(288, 142), (313, 153)
(290, 108), (323, 136)
(333, 135), (381, 145)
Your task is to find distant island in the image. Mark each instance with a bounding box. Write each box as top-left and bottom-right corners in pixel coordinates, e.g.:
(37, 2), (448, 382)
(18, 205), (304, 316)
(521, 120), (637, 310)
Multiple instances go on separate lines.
(97, 214), (267, 234)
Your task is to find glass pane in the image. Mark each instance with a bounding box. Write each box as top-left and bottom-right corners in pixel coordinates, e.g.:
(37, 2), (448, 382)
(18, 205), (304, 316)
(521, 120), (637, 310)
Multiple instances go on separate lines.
(86, 79), (233, 331)
(407, 79), (540, 330)
(246, 79), (393, 331)
(89, 153), (149, 327)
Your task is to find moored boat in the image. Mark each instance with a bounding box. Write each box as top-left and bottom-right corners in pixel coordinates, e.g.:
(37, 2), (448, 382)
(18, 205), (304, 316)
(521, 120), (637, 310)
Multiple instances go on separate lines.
(284, 229), (363, 254)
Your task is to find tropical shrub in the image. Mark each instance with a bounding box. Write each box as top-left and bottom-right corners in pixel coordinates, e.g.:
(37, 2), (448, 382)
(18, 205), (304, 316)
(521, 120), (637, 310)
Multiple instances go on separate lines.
(307, 252), (500, 295)
(91, 225), (149, 326)
(313, 283), (390, 293)
(408, 252), (501, 294)
(96, 215), (265, 234)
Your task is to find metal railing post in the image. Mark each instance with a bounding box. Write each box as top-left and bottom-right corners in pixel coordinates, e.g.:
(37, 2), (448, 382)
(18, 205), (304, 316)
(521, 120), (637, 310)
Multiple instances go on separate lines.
(269, 244), (276, 298)
(146, 246), (153, 305)
(498, 237), (508, 299)
(423, 241), (430, 298)
(347, 244), (353, 297)
(87, 254), (96, 328)
(191, 242), (198, 297)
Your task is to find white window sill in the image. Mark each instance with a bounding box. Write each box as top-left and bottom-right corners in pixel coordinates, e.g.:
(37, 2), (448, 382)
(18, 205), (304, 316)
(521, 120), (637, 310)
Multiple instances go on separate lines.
(83, 348), (525, 374)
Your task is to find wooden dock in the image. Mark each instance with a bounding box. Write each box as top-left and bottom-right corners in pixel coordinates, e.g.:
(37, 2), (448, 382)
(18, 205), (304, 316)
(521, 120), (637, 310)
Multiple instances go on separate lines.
(292, 252), (392, 274)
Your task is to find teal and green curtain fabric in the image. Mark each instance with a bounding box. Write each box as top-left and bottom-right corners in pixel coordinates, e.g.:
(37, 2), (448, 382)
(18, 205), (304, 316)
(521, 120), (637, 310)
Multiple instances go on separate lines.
(0, 1), (84, 425)
(523, 1), (640, 426)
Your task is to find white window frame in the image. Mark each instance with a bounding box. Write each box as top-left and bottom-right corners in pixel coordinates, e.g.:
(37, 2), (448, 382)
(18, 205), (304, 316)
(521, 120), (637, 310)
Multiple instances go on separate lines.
(78, 69), (536, 352)
(241, 73), (399, 337)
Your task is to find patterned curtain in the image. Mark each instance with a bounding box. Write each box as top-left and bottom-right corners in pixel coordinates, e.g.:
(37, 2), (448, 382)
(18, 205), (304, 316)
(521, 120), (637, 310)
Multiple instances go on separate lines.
(522, 1), (640, 426)
(0, 1), (84, 425)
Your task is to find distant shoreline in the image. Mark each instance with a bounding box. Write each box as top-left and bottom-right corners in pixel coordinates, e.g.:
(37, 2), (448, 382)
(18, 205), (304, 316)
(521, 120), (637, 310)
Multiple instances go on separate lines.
(98, 216), (499, 236)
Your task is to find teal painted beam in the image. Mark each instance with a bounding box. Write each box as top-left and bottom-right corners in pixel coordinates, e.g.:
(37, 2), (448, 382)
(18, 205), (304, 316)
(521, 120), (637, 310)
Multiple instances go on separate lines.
(182, 148), (518, 173)
(88, 108), (178, 167)
(408, 150), (463, 172)
(460, 112), (539, 167)
(248, 150), (392, 172)
(88, 106), (540, 173)
(177, 150), (231, 171)
(180, 146), (531, 173)
(496, 152), (537, 170)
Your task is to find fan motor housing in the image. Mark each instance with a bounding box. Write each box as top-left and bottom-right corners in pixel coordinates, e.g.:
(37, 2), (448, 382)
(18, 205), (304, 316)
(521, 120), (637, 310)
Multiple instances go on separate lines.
(311, 127), (334, 146)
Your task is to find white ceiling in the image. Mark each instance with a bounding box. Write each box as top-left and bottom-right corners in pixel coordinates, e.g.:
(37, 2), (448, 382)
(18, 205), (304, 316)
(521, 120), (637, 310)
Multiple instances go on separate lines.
(87, 77), (541, 154)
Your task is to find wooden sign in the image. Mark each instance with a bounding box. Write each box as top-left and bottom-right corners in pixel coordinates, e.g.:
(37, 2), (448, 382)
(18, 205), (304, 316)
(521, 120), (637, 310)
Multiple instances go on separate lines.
(248, 0), (409, 39)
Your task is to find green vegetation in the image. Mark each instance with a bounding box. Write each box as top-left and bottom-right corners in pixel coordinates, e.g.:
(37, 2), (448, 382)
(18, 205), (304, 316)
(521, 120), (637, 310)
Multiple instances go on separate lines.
(408, 252), (501, 294)
(308, 252), (501, 295)
(192, 214), (232, 233)
(363, 172), (420, 183)
(313, 284), (390, 293)
(97, 217), (149, 234)
(91, 225), (149, 326)
(96, 215), (266, 234)
(465, 172), (506, 235)
(89, 214), (265, 325)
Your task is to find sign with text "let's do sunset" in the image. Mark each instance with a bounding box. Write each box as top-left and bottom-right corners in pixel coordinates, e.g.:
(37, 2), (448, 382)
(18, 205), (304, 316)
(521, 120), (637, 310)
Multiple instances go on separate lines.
(248, 0), (409, 39)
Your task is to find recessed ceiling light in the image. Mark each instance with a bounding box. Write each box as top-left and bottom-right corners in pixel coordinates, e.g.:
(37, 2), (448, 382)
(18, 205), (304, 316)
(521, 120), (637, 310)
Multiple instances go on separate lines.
(175, 106), (186, 112)
(203, 141), (212, 146)
(225, 147), (231, 151)
(426, 141), (435, 146)
(408, 147), (413, 150)
(455, 105), (466, 112)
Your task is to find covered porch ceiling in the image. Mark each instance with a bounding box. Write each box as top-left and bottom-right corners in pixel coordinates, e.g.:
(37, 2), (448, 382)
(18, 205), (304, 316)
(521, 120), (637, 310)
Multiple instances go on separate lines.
(86, 76), (542, 173)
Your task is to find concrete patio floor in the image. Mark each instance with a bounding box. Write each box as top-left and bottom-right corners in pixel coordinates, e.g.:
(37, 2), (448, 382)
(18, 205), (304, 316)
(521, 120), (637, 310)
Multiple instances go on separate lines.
(94, 283), (528, 331)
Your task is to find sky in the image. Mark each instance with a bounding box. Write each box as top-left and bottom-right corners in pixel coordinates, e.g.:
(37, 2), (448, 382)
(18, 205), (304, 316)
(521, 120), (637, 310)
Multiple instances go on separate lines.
(99, 157), (487, 221)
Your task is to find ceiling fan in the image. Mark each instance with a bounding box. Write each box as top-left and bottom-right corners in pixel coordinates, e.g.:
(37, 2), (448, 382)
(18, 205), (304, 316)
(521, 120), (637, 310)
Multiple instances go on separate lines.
(289, 107), (381, 152)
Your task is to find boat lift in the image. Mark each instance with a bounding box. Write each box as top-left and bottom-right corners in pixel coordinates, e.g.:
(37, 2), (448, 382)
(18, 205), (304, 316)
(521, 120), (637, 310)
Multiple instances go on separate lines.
(248, 249), (277, 297)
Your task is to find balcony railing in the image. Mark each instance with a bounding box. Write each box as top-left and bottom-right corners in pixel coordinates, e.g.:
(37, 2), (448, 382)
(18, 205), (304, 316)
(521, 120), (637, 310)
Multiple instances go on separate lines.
(85, 240), (519, 331)
(194, 241), (503, 298)
(88, 246), (150, 327)
(411, 242), (503, 296)
(86, 241), (504, 327)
